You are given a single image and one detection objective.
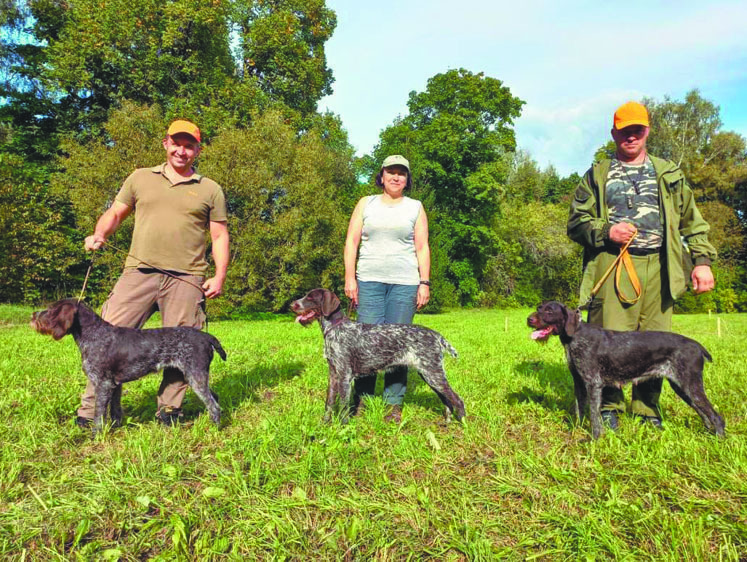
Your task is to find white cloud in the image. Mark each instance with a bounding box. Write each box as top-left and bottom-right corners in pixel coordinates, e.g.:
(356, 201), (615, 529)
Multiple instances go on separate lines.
(320, 0), (747, 176)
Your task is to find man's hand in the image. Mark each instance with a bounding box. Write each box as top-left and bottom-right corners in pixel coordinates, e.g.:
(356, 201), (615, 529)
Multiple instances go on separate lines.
(203, 276), (225, 299)
(609, 222), (637, 245)
(84, 234), (106, 251)
(692, 265), (715, 294)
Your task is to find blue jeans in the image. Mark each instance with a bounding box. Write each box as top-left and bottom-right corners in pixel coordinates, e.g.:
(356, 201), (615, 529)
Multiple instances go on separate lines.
(355, 280), (418, 406)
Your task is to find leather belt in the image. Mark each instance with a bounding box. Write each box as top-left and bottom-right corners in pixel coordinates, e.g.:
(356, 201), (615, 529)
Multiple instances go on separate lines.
(627, 247), (661, 256)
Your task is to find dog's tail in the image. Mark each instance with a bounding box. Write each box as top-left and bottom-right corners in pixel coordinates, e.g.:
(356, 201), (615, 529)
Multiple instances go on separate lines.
(438, 335), (458, 358)
(700, 343), (712, 363)
(207, 334), (227, 361)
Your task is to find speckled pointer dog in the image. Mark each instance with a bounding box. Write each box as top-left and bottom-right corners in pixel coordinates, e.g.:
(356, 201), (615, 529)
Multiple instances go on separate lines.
(527, 300), (724, 439)
(31, 299), (224, 432)
(291, 288), (465, 423)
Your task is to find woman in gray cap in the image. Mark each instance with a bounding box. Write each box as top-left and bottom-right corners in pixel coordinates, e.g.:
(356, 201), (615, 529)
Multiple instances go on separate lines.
(343, 154), (431, 423)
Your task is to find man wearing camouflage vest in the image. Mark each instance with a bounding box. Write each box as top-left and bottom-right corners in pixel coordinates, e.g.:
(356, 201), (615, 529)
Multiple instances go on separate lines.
(567, 101), (717, 430)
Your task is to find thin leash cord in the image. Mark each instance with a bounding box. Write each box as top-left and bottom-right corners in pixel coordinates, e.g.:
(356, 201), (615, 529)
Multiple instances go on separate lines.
(79, 240), (211, 333)
(101, 241), (207, 293)
(77, 253), (96, 303)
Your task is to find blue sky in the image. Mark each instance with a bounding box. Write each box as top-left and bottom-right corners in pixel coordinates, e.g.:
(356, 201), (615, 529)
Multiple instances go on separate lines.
(317, 0), (747, 176)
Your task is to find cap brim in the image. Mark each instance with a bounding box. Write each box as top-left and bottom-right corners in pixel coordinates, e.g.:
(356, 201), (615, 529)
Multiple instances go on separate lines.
(169, 131), (200, 142)
(615, 119), (649, 130)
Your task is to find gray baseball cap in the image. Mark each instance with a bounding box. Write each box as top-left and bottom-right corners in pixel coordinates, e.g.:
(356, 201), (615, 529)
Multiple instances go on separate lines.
(381, 154), (410, 171)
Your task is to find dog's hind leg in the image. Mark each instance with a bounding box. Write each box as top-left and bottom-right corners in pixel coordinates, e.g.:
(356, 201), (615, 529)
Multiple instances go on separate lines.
(668, 378), (725, 436)
(433, 387), (466, 422)
(185, 371), (221, 427)
(421, 367), (465, 422)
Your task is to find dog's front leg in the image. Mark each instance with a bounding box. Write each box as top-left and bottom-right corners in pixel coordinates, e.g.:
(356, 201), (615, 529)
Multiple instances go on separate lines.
(323, 362), (340, 423)
(337, 370), (355, 424)
(588, 380), (604, 439)
(570, 369), (587, 425)
(93, 379), (116, 435)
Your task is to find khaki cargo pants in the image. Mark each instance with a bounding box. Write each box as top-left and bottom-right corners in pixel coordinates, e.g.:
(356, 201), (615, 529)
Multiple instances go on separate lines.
(587, 250), (673, 418)
(77, 268), (206, 419)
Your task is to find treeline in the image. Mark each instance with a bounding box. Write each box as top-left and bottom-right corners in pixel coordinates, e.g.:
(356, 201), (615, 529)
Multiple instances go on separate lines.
(1, 2), (746, 313)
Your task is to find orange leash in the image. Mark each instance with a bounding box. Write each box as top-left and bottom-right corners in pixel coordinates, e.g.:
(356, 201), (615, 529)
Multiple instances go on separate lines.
(588, 228), (642, 305)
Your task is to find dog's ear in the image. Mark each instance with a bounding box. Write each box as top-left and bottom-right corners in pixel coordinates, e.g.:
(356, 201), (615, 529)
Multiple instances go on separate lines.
(320, 290), (341, 317)
(51, 301), (77, 340)
(564, 305), (581, 337)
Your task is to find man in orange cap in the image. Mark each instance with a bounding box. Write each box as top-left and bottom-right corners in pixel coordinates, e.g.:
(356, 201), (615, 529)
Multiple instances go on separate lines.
(568, 101), (716, 430)
(75, 119), (230, 427)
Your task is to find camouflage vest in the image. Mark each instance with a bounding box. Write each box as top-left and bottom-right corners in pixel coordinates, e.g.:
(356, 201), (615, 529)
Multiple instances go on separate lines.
(606, 158), (662, 250)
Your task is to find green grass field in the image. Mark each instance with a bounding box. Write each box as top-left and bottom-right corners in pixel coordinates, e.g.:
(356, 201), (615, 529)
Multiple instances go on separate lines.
(1, 305), (746, 560)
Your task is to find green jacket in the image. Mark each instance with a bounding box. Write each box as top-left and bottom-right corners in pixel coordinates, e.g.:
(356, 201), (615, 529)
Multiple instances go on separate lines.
(568, 155), (716, 304)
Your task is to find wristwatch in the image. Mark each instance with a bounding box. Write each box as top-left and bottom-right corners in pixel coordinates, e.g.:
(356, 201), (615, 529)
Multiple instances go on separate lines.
(419, 280), (431, 286)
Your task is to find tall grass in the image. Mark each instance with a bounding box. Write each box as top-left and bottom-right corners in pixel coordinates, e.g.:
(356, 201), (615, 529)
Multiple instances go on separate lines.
(1, 305), (745, 560)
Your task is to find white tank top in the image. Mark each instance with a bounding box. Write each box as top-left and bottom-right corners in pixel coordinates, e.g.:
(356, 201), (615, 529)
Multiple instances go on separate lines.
(357, 195), (422, 285)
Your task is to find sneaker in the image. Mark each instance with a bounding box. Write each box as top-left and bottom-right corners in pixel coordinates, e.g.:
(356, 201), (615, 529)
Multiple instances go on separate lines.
(75, 416), (93, 428)
(384, 405), (402, 424)
(637, 415), (663, 430)
(601, 410), (619, 431)
(156, 407), (184, 426)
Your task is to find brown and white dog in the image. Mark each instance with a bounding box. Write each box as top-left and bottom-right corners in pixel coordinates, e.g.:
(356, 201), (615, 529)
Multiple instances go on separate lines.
(291, 288), (465, 423)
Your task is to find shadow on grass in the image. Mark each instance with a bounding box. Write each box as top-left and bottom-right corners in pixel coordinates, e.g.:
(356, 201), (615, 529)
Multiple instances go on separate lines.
(120, 360), (306, 425)
(506, 360), (576, 418)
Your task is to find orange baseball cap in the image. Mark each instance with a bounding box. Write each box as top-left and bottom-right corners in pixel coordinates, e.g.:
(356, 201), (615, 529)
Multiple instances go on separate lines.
(613, 101), (649, 130)
(167, 119), (201, 142)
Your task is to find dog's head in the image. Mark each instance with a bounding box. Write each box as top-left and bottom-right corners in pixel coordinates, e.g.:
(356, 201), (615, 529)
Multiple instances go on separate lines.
(30, 299), (82, 340)
(291, 289), (341, 326)
(527, 301), (581, 342)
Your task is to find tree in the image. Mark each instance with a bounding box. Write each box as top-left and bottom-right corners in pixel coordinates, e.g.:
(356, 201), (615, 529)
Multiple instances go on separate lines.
(237, 0), (336, 115)
(644, 90), (722, 167)
(372, 68), (524, 304)
(504, 150), (542, 202)
(0, 153), (81, 303)
(482, 200), (582, 307)
(0, 0), (337, 163)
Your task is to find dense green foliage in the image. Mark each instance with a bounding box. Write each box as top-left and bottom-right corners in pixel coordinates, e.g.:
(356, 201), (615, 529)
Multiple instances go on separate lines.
(1, 0), (350, 309)
(0, 154), (82, 302)
(370, 69), (525, 306)
(1, 2), (745, 311)
(2, 306), (746, 558)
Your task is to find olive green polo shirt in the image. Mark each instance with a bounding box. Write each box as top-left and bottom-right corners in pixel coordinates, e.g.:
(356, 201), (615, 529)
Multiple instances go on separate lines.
(115, 164), (227, 275)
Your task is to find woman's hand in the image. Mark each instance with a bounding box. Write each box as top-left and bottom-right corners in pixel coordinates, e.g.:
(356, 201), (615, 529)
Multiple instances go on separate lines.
(416, 283), (430, 309)
(345, 278), (358, 306)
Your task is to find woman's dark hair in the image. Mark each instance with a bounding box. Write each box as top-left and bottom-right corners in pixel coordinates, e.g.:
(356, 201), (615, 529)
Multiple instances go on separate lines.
(376, 167), (412, 190)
